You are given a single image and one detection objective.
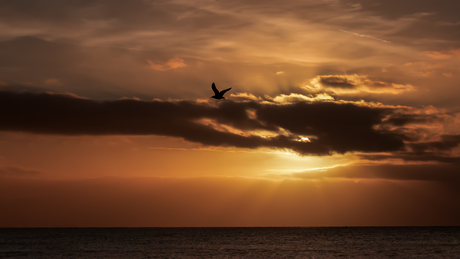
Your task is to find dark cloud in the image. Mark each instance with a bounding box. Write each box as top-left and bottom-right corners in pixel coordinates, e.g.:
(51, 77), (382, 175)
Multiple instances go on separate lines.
(410, 134), (460, 154)
(359, 152), (460, 164)
(319, 77), (356, 89)
(255, 101), (403, 153)
(292, 163), (460, 183)
(364, 111), (460, 163)
(384, 113), (441, 126)
(0, 91), (407, 155)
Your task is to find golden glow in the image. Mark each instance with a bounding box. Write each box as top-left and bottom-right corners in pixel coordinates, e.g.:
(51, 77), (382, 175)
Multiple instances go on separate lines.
(1, 0), (460, 227)
(298, 136), (311, 143)
(268, 93), (334, 104)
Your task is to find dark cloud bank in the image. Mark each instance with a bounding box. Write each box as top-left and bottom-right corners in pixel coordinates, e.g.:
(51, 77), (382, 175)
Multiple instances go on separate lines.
(1, 91), (459, 160)
(293, 163), (460, 183)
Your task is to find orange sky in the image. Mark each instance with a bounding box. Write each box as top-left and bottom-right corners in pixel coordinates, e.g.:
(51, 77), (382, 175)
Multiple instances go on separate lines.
(0, 0), (460, 227)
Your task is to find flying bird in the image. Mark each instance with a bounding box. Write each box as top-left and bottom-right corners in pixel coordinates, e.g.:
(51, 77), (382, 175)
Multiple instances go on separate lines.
(210, 82), (231, 100)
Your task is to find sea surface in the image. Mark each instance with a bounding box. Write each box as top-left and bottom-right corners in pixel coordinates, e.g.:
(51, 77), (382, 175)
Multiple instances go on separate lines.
(1, 227), (460, 258)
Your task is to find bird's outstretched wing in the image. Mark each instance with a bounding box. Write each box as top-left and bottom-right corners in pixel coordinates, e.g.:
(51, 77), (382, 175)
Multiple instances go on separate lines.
(211, 83), (219, 95)
(220, 87), (232, 95)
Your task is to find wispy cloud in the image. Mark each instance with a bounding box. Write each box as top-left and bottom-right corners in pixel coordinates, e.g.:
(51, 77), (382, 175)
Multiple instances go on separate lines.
(339, 29), (391, 43)
(147, 57), (187, 71)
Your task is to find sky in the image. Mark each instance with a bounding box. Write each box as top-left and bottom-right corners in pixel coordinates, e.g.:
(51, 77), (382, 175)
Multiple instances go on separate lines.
(1, 0), (460, 227)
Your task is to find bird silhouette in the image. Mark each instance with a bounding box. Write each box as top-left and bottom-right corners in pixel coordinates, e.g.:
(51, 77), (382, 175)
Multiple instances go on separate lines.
(210, 82), (231, 100)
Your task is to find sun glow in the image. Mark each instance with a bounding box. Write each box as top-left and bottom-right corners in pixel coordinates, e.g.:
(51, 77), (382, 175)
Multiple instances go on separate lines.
(298, 136), (311, 142)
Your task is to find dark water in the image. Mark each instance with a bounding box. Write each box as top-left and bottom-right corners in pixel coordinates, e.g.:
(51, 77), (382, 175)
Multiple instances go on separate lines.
(1, 227), (460, 258)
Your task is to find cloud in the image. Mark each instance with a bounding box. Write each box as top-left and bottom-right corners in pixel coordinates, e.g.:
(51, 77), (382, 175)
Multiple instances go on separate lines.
(1, 1), (459, 107)
(291, 163), (460, 182)
(2, 89), (459, 163)
(339, 29), (390, 43)
(271, 93), (335, 103)
(383, 113), (444, 127)
(303, 74), (414, 95)
(359, 152), (460, 164)
(409, 134), (460, 154)
(0, 90), (408, 156)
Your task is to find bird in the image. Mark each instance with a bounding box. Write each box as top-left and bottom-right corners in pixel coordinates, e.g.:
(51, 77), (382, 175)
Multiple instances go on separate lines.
(210, 82), (231, 100)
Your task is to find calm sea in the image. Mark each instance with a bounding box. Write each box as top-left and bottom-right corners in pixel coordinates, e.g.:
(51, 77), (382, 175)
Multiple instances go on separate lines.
(1, 227), (459, 258)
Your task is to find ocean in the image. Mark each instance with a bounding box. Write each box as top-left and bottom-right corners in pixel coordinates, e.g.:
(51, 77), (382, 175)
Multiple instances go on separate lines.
(1, 227), (459, 258)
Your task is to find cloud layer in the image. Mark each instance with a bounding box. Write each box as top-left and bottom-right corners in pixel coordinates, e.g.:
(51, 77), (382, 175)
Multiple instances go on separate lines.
(0, 91), (408, 156)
